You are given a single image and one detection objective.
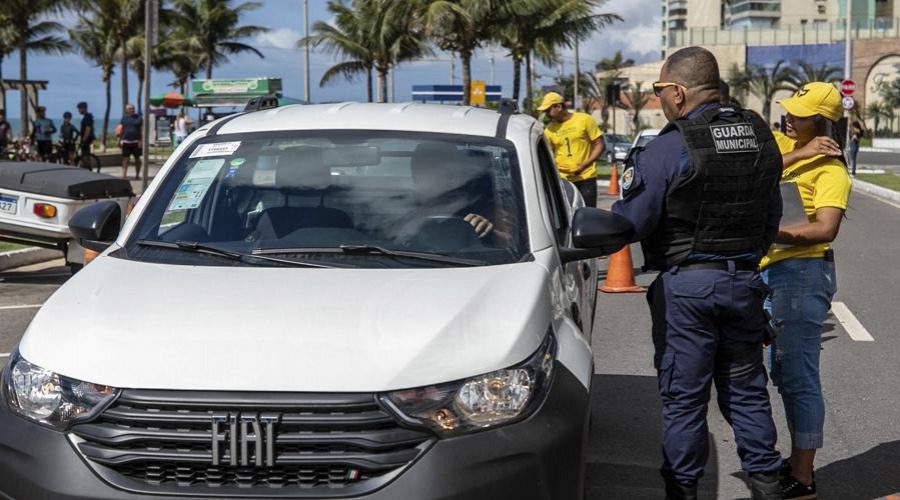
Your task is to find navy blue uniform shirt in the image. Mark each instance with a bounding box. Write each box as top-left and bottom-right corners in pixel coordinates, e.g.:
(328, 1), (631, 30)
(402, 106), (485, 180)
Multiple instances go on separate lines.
(611, 103), (782, 263)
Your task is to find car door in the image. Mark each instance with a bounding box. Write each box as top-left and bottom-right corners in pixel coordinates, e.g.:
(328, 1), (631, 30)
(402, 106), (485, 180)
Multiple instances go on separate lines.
(534, 138), (596, 336)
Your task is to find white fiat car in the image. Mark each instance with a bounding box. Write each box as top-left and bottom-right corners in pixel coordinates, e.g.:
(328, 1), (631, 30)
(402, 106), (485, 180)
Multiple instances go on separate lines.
(0, 102), (632, 499)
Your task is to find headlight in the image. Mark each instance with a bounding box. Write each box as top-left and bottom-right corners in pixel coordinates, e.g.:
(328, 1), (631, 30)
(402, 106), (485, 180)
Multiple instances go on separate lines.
(384, 333), (555, 436)
(2, 351), (118, 430)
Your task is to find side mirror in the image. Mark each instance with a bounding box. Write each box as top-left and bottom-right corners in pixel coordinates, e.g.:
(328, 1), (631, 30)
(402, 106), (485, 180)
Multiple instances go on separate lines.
(559, 208), (635, 263)
(69, 200), (122, 252)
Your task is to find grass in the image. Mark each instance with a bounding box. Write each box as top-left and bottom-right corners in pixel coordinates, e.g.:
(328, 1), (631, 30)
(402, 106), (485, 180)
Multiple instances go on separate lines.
(855, 173), (900, 192)
(0, 242), (26, 253)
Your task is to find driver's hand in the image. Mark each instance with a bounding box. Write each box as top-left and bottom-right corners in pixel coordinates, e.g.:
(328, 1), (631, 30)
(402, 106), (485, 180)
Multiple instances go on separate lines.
(464, 213), (493, 238)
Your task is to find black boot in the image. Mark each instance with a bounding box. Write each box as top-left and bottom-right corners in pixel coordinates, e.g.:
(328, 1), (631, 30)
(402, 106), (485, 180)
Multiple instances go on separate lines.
(664, 480), (698, 500)
(749, 471), (783, 500)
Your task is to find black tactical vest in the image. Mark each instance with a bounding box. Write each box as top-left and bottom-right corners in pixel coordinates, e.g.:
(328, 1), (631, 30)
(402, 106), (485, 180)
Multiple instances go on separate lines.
(641, 106), (782, 271)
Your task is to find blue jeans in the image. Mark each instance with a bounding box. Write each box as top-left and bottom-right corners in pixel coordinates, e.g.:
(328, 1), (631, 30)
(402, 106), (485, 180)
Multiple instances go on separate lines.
(762, 257), (837, 449)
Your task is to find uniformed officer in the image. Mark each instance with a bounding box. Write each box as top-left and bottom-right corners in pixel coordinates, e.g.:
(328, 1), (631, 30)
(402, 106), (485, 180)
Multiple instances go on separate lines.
(612, 47), (784, 500)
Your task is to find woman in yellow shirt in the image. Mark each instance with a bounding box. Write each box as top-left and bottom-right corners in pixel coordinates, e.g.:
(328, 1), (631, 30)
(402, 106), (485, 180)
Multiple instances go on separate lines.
(762, 82), (852, 499)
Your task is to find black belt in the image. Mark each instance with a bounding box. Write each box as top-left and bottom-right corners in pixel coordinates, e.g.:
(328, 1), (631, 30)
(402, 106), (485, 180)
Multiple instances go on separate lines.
(677, 260), (759, 272)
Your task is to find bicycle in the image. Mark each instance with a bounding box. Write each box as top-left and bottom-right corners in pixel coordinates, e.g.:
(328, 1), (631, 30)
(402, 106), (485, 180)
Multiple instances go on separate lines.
(73, 141), (101, 172)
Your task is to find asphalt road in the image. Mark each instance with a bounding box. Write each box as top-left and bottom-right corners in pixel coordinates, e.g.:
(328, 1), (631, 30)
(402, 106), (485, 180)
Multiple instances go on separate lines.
(1, 189), (898, 499)
(858, 149), (900, 172)
(588, 189), (900, 499)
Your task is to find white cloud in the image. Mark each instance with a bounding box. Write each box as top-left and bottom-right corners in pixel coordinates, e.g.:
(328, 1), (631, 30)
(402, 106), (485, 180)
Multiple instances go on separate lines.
(256, 28), (302, 51)
(574, 0), (664, 65)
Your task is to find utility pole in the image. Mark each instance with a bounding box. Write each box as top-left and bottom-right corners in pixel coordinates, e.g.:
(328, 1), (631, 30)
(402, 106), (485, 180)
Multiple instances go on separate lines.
(844, 0), (852, 155)
(388, 69), (395, 103)
(574, 39), (580, 111)
(489, 49), (495, 85)
(303, 0), (310, 103)
(141, 0), (157, 192)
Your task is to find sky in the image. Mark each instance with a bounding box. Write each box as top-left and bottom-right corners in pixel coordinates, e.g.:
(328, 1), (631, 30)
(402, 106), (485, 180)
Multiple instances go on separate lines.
(0, 0), (662, 120)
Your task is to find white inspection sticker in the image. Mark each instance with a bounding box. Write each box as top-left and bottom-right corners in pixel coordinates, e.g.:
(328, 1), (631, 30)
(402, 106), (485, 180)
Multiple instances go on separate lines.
(190, 141), (241, 158)
(167, 159), (224, 210)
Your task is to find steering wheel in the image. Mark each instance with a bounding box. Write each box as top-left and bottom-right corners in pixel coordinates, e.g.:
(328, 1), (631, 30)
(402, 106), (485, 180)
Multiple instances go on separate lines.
(396, 215), (483, 251)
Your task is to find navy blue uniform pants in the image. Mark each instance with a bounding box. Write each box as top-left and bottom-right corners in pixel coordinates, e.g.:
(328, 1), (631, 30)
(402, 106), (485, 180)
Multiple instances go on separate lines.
(647, 265), (781, 485)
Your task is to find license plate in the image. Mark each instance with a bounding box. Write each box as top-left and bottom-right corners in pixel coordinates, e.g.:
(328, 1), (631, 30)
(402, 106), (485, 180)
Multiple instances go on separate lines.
(0, 195), (17, 215)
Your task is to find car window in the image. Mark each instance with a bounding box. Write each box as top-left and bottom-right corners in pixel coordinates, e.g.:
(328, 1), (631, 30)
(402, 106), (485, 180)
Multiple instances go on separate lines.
(635, 134), (658, 149)
(536, 139), (569, 245)
(125, 131), (529, 267)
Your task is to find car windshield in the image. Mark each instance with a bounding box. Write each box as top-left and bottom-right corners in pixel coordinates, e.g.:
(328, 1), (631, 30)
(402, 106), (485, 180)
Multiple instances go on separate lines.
(606, 134), (629, 143)
(123, 131), (528, 268)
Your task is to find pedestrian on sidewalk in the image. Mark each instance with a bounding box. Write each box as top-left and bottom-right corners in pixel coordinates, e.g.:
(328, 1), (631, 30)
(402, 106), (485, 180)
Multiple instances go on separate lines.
(173, 111), (189, 147)
(848, 121), (862, 176)
(0, 110), (12, 155)
(611, 46), (784, 500)
(31, 106), (56, 162)
(537, 91), (605, 207)
(77, 102), (95, 163)
(117, 103), (142, 179)
(60, 112), (79, 165)
(761, 82), (852, 500)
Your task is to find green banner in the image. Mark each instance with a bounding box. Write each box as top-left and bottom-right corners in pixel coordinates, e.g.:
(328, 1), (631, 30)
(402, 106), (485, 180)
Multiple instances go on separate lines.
(190, 78), (282, 96)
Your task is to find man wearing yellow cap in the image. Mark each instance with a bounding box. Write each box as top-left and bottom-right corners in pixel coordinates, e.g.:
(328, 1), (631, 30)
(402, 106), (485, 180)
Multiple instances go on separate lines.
(537, 92), (605, 207)
(761, 81), (852, 499)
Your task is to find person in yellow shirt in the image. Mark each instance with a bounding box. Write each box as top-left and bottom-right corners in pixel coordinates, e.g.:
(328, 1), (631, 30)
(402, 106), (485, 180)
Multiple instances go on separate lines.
(761, 82), (852, 499)
(536, 92), (605, 207)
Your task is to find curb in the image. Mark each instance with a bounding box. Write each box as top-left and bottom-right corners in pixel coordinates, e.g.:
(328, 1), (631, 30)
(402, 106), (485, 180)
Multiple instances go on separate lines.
(0, 247), (63, 272)
(852, 178), (900, 204)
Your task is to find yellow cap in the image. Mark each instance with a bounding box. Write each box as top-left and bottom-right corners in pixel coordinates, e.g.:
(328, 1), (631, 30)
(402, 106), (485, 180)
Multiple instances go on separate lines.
(777, 82), (843, 122)
(536, 92), (564, 111)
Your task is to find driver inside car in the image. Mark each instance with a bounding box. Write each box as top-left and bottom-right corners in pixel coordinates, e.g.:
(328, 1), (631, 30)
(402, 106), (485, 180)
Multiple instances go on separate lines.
(408, 143), (513, 245)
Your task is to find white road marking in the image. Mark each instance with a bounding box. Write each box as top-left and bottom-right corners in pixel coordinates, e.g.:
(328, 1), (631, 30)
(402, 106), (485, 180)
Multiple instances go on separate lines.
(0, 304), (42, 311)
(831, 302), (874, 342)
(0, 353), (8, 358)
(855, 189), (900, 211)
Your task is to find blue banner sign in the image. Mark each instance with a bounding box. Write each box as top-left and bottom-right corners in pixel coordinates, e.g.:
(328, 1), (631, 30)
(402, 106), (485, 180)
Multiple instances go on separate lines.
(411, 84), (503, 102)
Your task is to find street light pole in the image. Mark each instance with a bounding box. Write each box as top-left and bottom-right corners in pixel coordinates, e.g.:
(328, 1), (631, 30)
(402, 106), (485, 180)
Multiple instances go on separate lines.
(844, 0), (852, 163)
(141, 0), (156, 192)
(303, 0), (310, 103)
(574, 38), (580, 111)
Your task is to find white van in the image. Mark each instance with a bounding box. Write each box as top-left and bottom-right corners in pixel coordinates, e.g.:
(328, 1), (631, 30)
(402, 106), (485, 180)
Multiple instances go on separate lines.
(0, 103), (633, 499)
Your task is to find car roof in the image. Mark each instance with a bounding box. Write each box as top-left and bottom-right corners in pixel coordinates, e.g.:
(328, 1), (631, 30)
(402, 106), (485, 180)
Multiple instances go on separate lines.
(205, 102), (532, 139)
(638, 128), (661, 136)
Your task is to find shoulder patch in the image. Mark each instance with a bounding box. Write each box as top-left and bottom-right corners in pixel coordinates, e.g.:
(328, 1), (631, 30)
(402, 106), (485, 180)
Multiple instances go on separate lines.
(622, 166), (635, 190)
(710, 123), (759, 154)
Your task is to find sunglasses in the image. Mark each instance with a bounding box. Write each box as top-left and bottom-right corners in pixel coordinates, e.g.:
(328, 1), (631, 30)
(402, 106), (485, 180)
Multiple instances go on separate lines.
(652, 81), (687, 97)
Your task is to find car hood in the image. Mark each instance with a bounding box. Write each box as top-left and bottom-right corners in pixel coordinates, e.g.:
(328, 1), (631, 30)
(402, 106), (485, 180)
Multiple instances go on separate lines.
(20, 256), (551, 392)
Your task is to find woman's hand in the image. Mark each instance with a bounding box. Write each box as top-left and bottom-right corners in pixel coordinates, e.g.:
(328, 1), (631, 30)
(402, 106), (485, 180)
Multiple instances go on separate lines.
(464, 213), (494, 238)
(795, 136), (843, 160)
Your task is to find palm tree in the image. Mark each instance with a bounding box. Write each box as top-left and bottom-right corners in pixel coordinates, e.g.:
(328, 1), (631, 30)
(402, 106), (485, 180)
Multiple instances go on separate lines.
(624, 81), (650, 134)
(725, 62), (751, 105)
(303, 0), (376, 102)
(2, 0), (71, 137)
(77, 0), (143, 112)
(495, 0), (620, 112)
(784, 61), (843, 93)
(305, 0), (430, 103)
(171, 0), (269, 81)
(0, 12), (15, 113)
(70, 15), (117, 149)
(744, 61), (793, 123)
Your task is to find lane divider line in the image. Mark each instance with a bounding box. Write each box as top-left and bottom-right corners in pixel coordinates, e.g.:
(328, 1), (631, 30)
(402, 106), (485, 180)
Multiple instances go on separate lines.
(831, 302), (875, 342)
(0, 353), (9, 358)
(0, 305), (43, 311)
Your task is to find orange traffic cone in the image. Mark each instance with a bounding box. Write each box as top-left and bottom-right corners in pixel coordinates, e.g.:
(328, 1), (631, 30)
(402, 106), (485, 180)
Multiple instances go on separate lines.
(606, 162), (619, 196)
(599, 245), (645, 293)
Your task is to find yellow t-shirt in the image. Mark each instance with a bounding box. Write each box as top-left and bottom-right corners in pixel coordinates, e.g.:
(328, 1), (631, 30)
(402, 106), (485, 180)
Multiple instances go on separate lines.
(543, 112), (602, 182)
(760, 131), (852, 268)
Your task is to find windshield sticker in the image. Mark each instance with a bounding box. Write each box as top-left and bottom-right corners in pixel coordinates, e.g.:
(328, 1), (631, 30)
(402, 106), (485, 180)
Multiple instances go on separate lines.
(230, 157), (245, 167)
(167, 159), (223, 211)
(190, 141), (241, 158)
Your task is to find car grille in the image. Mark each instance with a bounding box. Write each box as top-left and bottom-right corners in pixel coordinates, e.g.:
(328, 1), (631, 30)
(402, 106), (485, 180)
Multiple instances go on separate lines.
(69, 390), (433, 496)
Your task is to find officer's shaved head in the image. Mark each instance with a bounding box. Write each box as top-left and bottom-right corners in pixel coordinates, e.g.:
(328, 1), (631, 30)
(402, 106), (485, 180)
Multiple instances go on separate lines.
(662, 47), (720, 90)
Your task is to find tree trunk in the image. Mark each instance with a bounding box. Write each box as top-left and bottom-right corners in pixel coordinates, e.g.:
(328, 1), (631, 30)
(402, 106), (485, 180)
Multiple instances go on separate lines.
(376, 66), (387, 103)
(461, 51), (471, 106)
(136, 74), (144, 114)
(121, 39), (129, 109)
(206, 61), (213, 81)
(525, 51), (534, 115)
(0, 56), (5, 114)
(512, 54), (521, 104)
(367, 67), (373, 103)
(19, 44), (28, 138)
(103, 75), (112, 152)
(763, 98), (772, 124)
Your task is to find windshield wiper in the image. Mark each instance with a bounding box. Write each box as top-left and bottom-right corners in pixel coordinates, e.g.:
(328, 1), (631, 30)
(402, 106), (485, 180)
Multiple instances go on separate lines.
(136, 240), (337, 268)
(254, 244), (486, 267)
